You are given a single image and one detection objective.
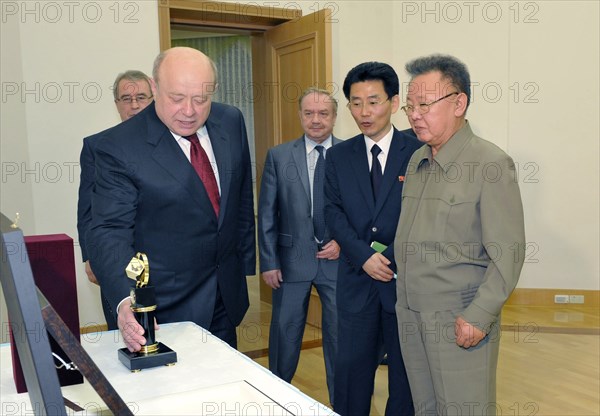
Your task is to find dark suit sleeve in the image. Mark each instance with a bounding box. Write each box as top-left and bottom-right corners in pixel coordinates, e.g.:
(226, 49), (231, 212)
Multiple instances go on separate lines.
(236, 112), (257, 276)
(76, 137), (94, 261)
(325, 146), (375, 270)
(257, 148), (280, 272)
(87, 138), (137, 312)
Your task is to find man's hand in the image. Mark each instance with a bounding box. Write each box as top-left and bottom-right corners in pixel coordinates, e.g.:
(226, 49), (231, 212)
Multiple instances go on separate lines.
(362, 252), (394, 282)
(316, 240), (340, 260)
(118, 299), (146, 352)
(85, 260), (98, 284)
(455, 316), (486, 348)
(262, 269), (283, 289)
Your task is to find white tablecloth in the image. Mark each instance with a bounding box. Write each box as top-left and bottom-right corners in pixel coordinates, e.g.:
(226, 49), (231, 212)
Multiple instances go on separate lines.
(0, 322), (335, 415)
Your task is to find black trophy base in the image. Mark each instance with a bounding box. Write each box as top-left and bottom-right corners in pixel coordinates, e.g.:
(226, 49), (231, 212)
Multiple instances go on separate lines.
(118, 342), (177, 372)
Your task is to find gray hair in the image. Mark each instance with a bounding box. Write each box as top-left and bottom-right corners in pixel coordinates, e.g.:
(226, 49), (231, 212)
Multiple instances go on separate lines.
(298, 87), (338, 114)
(113, 70), (151, 100)
(405, 54), (471, 109)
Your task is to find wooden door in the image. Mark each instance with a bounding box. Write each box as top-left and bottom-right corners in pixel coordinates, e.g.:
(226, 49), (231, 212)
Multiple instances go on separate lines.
(157, 2), (333, 310)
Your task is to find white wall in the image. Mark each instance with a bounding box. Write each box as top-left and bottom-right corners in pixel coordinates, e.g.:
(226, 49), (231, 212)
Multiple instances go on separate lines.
(332, 0), (599, 290)
(1, 1), (159, 335)
(1, 1), (598, 334)
(197, 0), (600, 291)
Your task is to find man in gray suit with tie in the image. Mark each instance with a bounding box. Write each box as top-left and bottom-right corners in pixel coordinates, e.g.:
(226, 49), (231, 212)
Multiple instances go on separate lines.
(258, 87), (340, 405)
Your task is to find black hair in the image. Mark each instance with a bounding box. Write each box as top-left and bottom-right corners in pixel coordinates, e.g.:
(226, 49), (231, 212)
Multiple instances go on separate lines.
(342, 62), (399, 100)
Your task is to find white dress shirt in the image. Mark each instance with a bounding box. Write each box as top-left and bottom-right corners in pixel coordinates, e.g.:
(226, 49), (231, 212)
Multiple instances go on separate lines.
(305, 135), (333, 212)
(364, 125), (394, 174)
(173, 125), (221, 194)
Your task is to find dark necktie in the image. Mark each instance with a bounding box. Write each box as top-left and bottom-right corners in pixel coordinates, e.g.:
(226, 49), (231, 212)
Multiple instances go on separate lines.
(184, 133), (220, 216)
(312, 145), (326, 242)
(371, 144), (383, 201)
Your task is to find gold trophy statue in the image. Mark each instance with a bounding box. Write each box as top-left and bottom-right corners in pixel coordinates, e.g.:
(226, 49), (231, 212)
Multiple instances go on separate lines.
(117, 252), (177, 371)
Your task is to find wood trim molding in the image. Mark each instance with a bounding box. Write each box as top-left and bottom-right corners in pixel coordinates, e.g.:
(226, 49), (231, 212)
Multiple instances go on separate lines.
(81, 323), (107, 334)
(506, 288), (599, 307)
(158, 0), (302, 50)
(158, 0), (172, 51)
(82, 289), (599, 335)
(168, 0), (301, 21)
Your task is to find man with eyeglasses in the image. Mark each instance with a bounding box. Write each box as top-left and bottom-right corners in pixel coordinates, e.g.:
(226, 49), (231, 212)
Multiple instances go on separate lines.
(394, 54), (525, 415)
(113, 70), (154, 121)
(324, 62), (421, 415)
(77, 70), (153, 330)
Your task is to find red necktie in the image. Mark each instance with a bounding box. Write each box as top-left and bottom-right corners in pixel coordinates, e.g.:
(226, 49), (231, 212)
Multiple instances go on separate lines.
(184, 133), (220, 216)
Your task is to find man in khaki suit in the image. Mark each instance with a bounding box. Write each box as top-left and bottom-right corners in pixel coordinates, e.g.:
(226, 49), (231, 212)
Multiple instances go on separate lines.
(394, 54), (526, 415)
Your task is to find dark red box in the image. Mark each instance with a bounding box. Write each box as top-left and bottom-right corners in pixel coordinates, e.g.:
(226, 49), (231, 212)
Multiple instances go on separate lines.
(9, 234), (83, 392)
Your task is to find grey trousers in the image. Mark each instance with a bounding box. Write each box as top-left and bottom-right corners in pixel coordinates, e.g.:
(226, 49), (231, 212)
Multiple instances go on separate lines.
(396, 306), (501, 416)
(269, 265), (337, 405)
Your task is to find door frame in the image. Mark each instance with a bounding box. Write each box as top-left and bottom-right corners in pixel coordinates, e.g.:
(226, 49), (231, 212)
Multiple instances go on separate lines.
(157, 2), (332, 313)
(157, 0), (304, 206)
(157, 0), (332, 183)
(158, 0), (302, 51)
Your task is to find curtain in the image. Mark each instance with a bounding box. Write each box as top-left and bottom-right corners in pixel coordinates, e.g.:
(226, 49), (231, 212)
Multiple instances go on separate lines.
(172, 36), (256, 169)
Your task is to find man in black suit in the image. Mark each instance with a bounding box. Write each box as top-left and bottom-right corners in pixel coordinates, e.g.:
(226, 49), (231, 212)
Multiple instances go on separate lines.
(88, 47), (255, 350)
(324, 62), (421, 415)
(77, 70), (153, 330)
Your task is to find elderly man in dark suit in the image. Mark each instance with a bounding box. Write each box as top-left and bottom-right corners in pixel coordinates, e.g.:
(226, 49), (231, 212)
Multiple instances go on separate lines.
(325, 62), (421, 415)
(88, 47), (255, 350)
(258, 87), (340, 405)
(77, 70), (153, 330)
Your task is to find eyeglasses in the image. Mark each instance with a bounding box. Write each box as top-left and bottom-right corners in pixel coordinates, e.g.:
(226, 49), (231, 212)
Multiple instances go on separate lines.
(117, 94), (153, 105)
(401, 92), (459, 115)
(347, 97), (390, 111)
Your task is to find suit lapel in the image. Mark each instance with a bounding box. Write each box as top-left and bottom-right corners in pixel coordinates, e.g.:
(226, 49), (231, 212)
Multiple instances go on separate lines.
(146, 105), (218, 223)
(350, 137), (376, 213)
(291, 137), (311, 204)
(374, 129), (407, 217)
(206, 116), (230, 227)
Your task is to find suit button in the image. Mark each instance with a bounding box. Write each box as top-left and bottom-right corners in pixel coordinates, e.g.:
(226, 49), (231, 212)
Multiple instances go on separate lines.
(372, 227), (378, 233)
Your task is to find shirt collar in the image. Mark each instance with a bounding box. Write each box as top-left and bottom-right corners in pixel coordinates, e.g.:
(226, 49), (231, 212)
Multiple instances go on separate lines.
(364, 125), (394, 155)
(304, 135), (333, 154)
(172, 125), (208, 142)
(430, 120), (473, 171)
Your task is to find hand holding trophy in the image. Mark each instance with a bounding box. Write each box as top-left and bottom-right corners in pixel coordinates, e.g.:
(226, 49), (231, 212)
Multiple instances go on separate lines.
(118, 252), (177, 372)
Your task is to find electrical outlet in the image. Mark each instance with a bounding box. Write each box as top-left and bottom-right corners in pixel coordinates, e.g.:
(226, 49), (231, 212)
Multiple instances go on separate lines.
(569, 295), (584, 304)
(554, 294), (569, 304)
